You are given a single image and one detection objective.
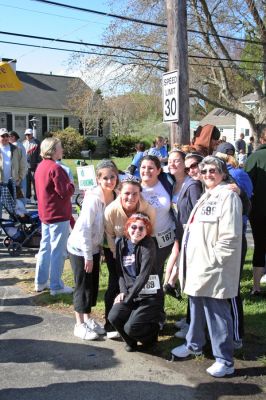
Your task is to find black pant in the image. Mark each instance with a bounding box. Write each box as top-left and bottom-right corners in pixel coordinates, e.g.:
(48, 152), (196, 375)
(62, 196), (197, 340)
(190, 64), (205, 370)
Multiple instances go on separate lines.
(103, 247), (120, 322)
(26, 168), (37, 200)
(108, 297), (161, 347)
(249, 212), (266, 268)
(69, 252), (100, 314)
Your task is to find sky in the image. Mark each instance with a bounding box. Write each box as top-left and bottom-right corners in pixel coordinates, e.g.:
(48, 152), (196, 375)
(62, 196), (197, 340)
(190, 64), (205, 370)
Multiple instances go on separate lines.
(0, 0), (112, 77)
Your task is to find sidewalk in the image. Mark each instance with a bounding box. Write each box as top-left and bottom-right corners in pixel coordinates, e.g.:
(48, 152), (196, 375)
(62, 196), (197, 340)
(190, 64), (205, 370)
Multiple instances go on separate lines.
(0, 236), (265, 400)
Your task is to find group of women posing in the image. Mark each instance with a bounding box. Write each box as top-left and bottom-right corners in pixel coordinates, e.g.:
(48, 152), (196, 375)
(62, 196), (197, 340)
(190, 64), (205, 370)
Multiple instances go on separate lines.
(67, 150), (245, 378)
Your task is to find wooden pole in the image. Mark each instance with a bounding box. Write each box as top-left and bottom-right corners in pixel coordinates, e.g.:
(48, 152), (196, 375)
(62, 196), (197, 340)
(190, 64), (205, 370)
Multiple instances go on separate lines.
(166, 0), (190, 146)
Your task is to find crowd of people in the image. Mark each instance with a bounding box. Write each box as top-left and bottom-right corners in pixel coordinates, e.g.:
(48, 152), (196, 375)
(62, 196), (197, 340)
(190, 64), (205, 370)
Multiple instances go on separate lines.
(1, 125), (265, 378)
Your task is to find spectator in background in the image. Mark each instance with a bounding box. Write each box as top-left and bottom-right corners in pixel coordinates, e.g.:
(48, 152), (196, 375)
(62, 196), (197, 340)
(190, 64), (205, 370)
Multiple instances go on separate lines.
(235, 133), (246, 154)
(191, 125), (221, 156)
(147, 137), (168, 166)
(237, 149), (247, 168)
(245, 128), (266, 296)
(23, 128), (41, 204)
(215, 141), (235, 157)
(128, 142), (145, 179)
(0, 128), (27, 218)
(247, 136), (255, 157)
(9, 130), (27, 203)
(34, 137), (75, 296)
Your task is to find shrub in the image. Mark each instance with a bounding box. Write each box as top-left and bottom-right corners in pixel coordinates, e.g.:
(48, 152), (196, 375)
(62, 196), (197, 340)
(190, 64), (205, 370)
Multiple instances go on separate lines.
(106, 134), (144, 157)
(53, 127), (96, 158)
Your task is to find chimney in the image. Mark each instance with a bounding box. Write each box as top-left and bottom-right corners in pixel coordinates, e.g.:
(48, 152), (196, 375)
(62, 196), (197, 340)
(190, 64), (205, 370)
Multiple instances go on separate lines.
(1, 58), (17, 72)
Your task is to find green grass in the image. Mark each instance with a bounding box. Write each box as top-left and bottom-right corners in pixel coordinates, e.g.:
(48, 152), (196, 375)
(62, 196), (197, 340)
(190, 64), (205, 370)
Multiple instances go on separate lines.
(63, 157), (132, 183)
(29, 248), (266, 359)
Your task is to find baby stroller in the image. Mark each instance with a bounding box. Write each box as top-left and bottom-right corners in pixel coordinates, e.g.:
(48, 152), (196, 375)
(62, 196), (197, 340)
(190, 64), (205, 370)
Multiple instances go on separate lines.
(0, 180), (41, 256)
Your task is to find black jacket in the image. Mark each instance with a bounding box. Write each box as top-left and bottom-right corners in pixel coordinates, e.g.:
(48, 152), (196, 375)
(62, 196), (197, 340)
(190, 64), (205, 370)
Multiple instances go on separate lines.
(116, 236), (162, 304)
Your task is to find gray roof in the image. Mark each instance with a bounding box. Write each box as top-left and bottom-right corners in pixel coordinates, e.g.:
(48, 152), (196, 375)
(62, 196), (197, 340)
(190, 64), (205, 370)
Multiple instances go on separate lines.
(0, 71), (89, 110)
(199, 108), (236, 127)
(241, 92), (259, 103)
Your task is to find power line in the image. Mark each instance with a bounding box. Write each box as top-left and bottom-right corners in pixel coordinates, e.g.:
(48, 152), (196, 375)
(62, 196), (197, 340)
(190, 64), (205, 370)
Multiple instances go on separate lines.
(0, 40), (163, 63)
(0, 30), (166, 55)
(31, 0), (266, 46)
(1, 30), (265, 64)
(1, 39), (263, 72)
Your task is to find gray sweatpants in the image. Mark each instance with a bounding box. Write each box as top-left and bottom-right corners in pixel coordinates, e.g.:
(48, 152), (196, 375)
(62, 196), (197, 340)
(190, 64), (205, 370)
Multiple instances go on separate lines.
(186, 296), (234, 366)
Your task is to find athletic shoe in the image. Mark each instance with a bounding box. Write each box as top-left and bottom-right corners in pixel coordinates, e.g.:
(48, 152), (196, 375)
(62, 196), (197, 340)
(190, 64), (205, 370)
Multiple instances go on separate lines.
(107, 331), (121, 339)
(174, 324), (189, 338)
(74, 323), (99, 340)
(233, 339), (243, 350)
(206, 361), (234, 377)
(86, 318), (105, 335)
(163, 283), (182, 300)
(50, 286), (73, 296)
(171, 344), (202, 358)
(35, 282), (49, 292)
(174, 318), (187, 329)
(260, 274), (266, 283)
(125, 342), (137, 352)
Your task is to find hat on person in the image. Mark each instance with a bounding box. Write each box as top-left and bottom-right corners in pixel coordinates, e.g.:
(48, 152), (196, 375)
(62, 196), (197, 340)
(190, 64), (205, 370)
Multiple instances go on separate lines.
(24, 128), (33, 135)
(9, 130), (20, 140)
(0, 128), (9, 136)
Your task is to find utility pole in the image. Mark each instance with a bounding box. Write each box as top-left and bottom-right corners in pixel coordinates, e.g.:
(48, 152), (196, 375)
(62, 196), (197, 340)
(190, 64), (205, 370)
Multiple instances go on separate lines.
(166, 0), (190, 146)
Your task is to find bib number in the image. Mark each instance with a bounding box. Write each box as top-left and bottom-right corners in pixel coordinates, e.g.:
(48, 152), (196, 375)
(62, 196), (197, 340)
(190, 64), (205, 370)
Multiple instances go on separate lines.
(139, 275), (160, 295)
(156, 228), (175, 248)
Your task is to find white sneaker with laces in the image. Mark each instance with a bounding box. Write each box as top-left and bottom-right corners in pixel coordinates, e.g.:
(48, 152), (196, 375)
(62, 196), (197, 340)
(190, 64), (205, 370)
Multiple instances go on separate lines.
(50, 286), (73, 296)
(260, 274), (266, 283)
(174, 318), (187, 329)
(86, 318), (105, 335)
(206, 361), (234, 377)
(35, 282), (49, 292)
(171, 344), (202, 358)
(107, 331), (121, 339)
(174, 323), (189, 338)
(74, 323), (99, 340)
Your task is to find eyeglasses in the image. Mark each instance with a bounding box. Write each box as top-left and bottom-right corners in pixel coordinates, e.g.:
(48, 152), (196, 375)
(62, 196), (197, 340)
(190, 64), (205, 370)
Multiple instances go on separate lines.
(185, 162), (198, 172)
(130, 224), (146, 232)
(200, 168), (217, 175)
(0, 134), (9, 138)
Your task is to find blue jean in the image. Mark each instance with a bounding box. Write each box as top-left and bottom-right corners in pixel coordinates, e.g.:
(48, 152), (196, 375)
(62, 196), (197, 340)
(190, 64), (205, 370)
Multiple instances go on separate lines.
(35, 221), (70, 290)
(187, 296), (234, 366)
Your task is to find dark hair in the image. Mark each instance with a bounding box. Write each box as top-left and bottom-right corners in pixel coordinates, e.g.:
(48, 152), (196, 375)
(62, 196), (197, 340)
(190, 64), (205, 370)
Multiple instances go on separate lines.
(140, 155), (161, 170)
(168, 149), (186, 161)
(9, 130), (20, 140)
(124, 213), (152, 238)
(135, 142), (145, 152)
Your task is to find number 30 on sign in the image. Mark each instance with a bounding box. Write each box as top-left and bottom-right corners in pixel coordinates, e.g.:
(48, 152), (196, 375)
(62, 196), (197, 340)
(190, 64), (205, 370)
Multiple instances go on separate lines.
(162, 70), (179, 122)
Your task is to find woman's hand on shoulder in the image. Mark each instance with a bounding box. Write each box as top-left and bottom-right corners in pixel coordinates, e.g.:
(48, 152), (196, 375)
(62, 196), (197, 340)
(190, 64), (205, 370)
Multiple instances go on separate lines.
(227, 183), (240, 195)
(114, 293), (125, 304)
(84, 260), (93, 273)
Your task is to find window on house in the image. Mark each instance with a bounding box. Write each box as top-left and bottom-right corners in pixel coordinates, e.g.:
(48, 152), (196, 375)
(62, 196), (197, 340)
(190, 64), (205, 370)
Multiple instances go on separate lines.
(245, 129), (250, 136)
(48, 117), (63, 132)
(14, 115), (27, 136)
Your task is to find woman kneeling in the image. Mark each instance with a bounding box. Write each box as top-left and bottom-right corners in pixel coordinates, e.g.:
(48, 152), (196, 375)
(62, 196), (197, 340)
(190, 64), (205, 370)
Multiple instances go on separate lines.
(108, 213), (163, 352)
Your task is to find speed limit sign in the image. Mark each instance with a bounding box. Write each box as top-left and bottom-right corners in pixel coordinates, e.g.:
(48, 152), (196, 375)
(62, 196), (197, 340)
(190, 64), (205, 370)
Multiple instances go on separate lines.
(162, 70), (179, 122)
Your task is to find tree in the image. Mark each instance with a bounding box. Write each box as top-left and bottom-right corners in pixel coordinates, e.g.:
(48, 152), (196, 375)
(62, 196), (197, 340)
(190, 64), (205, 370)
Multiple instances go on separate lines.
(72, 0), (266, 140)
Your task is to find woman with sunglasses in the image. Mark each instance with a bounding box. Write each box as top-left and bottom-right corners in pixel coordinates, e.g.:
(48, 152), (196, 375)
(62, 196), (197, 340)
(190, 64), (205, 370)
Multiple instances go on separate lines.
(163, 151), (203, 297)
(171, 156), (242, 378)
(67, 160), (119, 341)
(184, 153), (203, 180)
(104, 176), (155, 336)
(108, 213), (163, 352)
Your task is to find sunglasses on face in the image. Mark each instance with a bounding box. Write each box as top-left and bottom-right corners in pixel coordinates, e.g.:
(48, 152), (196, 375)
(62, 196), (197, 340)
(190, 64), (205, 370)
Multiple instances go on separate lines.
(130, 224), (145, 232)
(200, 168), (217, 175)
(185, 162), (198, 172)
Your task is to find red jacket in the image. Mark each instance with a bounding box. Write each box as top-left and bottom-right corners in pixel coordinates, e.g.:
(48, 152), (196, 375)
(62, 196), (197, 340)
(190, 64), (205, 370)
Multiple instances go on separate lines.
(35, 159), (75, 224)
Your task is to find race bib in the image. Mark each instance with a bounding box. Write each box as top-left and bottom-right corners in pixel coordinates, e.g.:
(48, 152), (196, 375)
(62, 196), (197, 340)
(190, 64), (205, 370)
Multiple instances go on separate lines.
(198, 201), (221, 222)
(139, 274), (160, 295)
(156, 227), (175, 248)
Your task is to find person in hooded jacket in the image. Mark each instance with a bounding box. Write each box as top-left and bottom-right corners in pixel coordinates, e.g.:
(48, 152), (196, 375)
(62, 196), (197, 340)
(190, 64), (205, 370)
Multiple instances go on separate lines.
(191, 124), (221, 156)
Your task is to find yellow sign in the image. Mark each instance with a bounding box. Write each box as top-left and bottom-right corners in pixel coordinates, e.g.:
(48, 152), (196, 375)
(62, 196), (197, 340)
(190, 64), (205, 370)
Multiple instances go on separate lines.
(0, 62), (23, 91)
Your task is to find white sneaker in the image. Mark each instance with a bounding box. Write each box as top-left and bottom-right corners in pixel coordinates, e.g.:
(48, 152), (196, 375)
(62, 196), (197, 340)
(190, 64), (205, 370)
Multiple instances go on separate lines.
(260, 274), (266, 283)
(174, 318), (187, 329)
(86, 318), (105, 335)
(107, 331), (121, 339)
(174, 323), (189, 338)
(171, 344), (202, 358)
(74, 323), (99, 340)
(50, 286), (73, 296)
(35, 282), (49, 292)
(206, 361), (234, 377)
